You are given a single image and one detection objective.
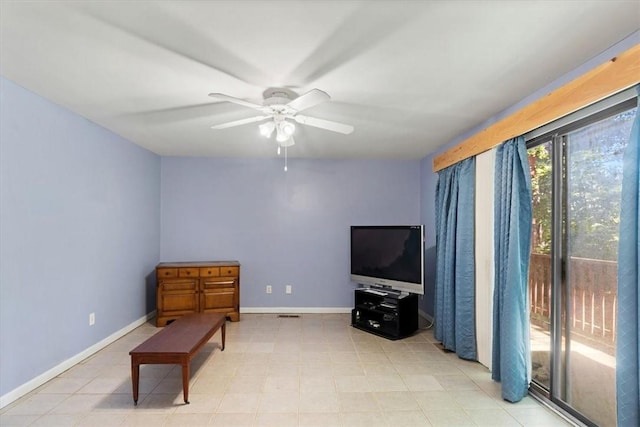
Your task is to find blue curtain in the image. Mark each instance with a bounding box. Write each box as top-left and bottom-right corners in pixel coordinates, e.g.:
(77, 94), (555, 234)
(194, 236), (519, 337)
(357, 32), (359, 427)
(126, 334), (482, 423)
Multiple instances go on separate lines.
(616, 90), (639, 426)
(492, 136), (532, 402)
(434, 157), (476, 360)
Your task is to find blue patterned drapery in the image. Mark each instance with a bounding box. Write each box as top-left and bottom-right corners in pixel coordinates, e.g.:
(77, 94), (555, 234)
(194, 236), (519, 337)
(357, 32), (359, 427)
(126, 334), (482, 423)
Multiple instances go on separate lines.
(616, 88), (639, 426)
(491, 136), (532, 402)
(434, 157), (477, 360)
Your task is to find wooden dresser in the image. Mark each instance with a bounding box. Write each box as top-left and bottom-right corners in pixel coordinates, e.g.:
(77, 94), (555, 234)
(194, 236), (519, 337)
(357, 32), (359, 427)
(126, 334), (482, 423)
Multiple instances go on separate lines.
(155, 261), (240, 326)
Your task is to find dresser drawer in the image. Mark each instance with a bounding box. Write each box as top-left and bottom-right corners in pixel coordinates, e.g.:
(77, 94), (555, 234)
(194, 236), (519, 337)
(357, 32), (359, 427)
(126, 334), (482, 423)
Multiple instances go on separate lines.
(201, 277), (236, 290)
(220, 266), (239, 277)
(178, 267), (199, 278)
(157, 268), (178, 278)
(159, 278), (198, 292)
(199, 267), (220, 277)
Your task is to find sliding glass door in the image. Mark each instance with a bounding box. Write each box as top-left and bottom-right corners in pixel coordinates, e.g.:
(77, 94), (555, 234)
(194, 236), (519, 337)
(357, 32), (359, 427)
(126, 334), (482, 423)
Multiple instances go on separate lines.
(527, 100), (637, 426)
(529, 139), (552, 392)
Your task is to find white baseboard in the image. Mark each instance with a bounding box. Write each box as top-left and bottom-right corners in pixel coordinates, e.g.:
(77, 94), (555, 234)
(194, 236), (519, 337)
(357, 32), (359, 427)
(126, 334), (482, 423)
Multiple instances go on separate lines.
(241, 307), (352, 314)
(0, 310), (156, 410)
(241, 308), (429, 317)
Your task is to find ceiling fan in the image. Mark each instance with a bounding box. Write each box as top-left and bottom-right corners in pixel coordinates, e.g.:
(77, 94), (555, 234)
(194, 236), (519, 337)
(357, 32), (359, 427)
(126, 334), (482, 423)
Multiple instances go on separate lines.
(208, 88), (354, 150)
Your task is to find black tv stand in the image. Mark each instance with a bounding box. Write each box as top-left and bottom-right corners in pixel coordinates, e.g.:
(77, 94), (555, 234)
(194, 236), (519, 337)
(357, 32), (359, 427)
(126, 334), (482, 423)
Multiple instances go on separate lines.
(351, 288), (418, 340)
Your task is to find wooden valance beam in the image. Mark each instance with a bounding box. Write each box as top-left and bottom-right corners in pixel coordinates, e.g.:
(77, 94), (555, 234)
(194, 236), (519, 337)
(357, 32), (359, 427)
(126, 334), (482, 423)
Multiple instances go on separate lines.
(433, 43), (640, 172)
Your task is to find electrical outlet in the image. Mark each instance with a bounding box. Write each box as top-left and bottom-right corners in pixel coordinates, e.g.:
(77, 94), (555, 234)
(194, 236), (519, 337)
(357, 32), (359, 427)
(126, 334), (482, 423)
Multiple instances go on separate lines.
(286, 285), (292, 294)
(89, 312), (95, 326)
(266, 285), (272, 294)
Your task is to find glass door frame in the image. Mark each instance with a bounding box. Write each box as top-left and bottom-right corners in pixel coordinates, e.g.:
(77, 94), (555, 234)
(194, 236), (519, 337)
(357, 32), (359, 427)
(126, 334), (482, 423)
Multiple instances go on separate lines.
(525, 94), (637, 426)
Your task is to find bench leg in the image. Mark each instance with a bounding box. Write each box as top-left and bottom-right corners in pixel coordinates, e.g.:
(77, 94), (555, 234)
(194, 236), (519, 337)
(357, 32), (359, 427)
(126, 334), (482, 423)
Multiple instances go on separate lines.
(131, 361), (140, 405)
(221, 322), (226, 351)
(181, 360), (190, 404)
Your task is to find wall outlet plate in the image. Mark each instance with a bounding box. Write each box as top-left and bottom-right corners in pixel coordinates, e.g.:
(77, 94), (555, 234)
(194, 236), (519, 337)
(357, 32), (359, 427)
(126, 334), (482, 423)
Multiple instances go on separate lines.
(286, 285), (292, 294)
(266, 285), (272, 294)
(89, 312), (95, 326)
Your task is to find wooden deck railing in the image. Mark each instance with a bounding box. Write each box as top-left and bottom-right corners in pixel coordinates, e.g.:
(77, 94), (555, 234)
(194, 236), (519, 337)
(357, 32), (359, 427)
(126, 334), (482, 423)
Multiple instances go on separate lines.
(529, 253), (617, 354)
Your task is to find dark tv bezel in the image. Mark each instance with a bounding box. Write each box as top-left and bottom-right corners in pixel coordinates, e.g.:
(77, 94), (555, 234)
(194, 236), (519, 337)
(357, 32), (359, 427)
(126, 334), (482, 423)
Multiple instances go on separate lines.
(350, 225), (424, 295)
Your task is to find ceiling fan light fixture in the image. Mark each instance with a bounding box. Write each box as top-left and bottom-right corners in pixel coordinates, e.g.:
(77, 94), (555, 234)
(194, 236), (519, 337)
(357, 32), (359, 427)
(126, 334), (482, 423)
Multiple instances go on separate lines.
(281, 121), (295, 137)
(275, 120), (295, 143)
(275, 127), (287, 143)
(259, 121), (275, 138)
(276, 131), (288, 143)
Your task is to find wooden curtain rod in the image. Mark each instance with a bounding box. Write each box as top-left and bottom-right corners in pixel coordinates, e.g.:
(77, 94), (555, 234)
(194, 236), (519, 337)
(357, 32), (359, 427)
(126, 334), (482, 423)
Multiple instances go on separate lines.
(433, 43), (640, 172)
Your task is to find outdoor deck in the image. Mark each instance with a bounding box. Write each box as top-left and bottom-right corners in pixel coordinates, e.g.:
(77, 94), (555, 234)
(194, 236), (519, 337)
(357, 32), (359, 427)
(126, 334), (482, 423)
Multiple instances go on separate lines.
(529, 253), (617, 426)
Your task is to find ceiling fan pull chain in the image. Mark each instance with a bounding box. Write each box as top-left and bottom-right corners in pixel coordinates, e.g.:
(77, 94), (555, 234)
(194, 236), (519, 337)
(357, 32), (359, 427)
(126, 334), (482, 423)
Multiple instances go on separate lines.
(277, 145), (281, 155)
(284, 146), (288, 172)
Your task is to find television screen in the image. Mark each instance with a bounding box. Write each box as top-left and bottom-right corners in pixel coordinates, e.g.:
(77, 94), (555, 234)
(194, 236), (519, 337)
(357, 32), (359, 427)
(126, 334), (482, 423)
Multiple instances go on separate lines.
(350, 225), (424, 295)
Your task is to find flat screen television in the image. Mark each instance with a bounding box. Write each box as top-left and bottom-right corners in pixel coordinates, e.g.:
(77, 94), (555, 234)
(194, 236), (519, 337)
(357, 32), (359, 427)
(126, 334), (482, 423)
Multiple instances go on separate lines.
(350, 225), (424, 295)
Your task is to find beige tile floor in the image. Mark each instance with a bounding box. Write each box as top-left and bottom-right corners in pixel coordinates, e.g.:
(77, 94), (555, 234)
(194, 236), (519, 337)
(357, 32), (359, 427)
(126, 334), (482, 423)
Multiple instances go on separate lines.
(0, 313), (573, 426)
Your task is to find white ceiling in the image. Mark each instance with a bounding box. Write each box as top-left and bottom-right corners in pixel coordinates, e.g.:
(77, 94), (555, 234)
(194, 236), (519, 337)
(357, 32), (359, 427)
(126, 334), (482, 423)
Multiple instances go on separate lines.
(1, 1), (638, 159)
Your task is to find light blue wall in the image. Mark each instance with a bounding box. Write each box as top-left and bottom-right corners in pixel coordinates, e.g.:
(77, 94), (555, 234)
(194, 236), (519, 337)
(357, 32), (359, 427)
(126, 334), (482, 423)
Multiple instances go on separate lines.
(419, 155), (438, 316)
(0, 78), (161, 397)
(160, 157), (421, 308)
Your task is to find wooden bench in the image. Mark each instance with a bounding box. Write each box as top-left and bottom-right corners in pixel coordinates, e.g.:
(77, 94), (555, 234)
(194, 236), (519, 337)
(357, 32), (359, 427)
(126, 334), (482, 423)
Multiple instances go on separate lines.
(129, 313), (226, 405)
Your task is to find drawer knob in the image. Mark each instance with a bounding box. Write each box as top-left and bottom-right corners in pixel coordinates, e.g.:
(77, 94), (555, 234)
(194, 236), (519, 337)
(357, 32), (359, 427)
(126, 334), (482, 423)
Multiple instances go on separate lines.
(186, 271), (191, 275)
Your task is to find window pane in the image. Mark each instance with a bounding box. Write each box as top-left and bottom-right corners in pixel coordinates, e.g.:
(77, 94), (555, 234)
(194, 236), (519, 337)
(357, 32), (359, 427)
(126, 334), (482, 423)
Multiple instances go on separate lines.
(528, 141), (553, 390)
(562, 107), (636, 427)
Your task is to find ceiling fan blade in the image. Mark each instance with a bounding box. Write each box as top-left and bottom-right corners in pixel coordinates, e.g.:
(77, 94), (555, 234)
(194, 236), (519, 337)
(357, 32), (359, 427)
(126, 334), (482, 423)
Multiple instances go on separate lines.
(294, 115), (354, 134)
(208, 93), (265, 111)
(285, 3), (422, 86)
(211, 115), (269, 130)
(77, 4), (271, 86)
(286, 89), (330, 112)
